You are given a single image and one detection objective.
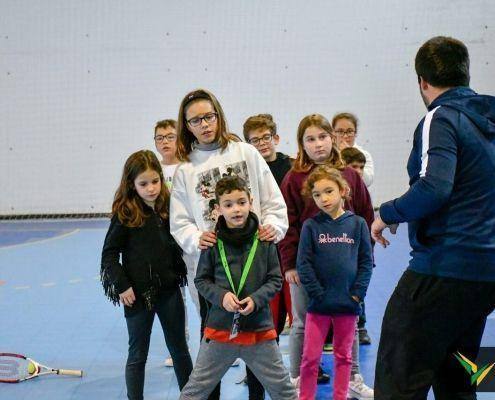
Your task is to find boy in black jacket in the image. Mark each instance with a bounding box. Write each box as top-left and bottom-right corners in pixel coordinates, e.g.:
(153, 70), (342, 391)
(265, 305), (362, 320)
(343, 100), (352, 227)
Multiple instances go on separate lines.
(180, 176), (296, 400)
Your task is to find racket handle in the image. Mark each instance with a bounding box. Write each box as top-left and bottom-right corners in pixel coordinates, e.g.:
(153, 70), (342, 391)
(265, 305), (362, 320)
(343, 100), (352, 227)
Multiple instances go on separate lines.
(58, 369), (83, 377)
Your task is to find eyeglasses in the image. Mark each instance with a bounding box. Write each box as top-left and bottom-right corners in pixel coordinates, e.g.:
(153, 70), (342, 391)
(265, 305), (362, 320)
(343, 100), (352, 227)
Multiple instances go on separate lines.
(248, 133), (274, 146)
(334, 129), (356, 137)
(187, 112), (218, 127)
(154, 134), (177, 143)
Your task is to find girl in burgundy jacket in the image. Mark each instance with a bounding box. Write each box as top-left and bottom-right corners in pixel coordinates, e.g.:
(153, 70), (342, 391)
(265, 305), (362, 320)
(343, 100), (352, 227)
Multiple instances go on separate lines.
(280, 114), (374, 399)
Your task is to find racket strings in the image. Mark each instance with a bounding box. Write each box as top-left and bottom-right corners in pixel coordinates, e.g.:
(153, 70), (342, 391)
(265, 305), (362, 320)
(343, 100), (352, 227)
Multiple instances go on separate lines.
(0, 357), (29, 380)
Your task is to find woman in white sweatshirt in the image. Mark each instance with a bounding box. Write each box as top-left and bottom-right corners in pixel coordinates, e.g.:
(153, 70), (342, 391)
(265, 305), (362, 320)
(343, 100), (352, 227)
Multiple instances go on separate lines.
(169, 89), (288, 399)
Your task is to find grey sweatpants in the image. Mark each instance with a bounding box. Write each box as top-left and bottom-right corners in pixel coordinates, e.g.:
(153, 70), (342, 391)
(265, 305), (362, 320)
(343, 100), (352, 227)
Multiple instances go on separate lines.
(289, 282), (360, 378)
(179, 339), (297, 400)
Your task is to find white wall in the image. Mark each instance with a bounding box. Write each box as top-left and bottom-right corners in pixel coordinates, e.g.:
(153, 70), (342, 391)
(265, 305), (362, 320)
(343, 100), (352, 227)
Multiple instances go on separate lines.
(1, 0), (494, 214)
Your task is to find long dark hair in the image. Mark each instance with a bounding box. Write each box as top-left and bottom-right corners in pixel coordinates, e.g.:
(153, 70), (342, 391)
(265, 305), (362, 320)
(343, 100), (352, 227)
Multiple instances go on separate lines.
(112, 150), (169, 227)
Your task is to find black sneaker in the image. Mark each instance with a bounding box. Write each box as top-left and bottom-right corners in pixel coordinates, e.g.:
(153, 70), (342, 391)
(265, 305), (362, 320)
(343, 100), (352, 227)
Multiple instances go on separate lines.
(317, 365), (331, 384)
(358, 328), (371, 345)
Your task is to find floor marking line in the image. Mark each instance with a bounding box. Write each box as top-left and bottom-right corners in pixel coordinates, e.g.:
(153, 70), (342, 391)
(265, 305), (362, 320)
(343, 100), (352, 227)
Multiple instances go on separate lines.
(0, 229), (80, 251)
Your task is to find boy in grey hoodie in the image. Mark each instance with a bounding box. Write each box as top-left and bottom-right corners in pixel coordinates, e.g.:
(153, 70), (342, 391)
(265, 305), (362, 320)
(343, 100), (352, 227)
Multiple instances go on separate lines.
(179, 176), (296, 400)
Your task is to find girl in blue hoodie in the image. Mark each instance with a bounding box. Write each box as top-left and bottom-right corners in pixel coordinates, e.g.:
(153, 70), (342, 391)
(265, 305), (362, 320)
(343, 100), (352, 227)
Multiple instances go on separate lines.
(296, 166), (373, 400)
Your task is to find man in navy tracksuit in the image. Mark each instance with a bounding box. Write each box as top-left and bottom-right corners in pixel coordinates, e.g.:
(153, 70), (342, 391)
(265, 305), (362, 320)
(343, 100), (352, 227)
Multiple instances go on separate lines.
(372, 36), (495, 399)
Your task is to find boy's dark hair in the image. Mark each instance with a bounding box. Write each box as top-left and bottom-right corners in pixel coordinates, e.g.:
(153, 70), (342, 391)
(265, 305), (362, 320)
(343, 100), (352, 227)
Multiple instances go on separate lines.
(243, 114), (277, 141)
(215, 175), (250, 201)
(415, 36), (470, 88)
(341, 147), (366, 165)
(154, 119), (177, 135)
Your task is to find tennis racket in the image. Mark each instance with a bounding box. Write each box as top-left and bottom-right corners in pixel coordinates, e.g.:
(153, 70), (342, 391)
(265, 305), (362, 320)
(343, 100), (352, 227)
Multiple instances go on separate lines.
(0, 353), (83, 383)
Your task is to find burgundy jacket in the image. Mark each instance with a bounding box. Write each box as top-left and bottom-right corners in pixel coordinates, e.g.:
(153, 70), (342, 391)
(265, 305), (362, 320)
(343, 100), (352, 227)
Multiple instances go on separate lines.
(279, 166), (374, 273)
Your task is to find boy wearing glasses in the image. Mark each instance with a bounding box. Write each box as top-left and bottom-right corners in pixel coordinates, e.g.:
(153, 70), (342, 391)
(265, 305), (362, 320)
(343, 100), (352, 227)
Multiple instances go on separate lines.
(243, 114), (294, 186)
(243, 114), (294, 337)
(154, 119), (190, 367)
(154, 119), (180, 190)
(243, 114), (295, 397)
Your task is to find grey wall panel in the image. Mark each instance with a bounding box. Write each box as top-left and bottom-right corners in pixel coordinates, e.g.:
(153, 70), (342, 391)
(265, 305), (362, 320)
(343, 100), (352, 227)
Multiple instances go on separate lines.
(1, 1), (494, 213)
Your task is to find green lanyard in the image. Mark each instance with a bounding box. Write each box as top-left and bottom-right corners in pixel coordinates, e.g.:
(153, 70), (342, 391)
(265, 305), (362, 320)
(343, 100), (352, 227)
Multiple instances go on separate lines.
(217, 233), (259, 297)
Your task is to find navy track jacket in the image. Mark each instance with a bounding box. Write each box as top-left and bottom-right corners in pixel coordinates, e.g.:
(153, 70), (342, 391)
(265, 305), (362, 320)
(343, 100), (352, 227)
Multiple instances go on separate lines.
(380, 87), (495, 282)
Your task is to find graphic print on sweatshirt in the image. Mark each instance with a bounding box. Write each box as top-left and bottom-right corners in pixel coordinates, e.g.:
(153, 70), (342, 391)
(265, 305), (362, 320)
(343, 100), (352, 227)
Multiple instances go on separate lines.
(195, 161), (251, 230)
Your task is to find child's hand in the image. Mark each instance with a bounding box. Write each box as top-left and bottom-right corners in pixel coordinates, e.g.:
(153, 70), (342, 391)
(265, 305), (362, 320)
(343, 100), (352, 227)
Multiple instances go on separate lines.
(119, 287), (136, 307)
(258, 224), (277, 242)
(199, 231), (217, 249)
(222, 292), (241, 312)
(238, 297), (255, 315)
(285, 269), (301, 285)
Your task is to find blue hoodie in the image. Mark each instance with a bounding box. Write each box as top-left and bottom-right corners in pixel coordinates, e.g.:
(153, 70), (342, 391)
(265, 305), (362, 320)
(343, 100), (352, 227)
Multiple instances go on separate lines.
(296, 211), (373, 315)
(380, 87), (495, 282)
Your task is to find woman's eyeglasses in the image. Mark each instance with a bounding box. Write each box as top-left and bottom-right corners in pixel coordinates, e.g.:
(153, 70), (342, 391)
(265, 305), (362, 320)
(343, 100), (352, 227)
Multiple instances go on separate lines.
(334, 129), (356, 137)
(187, 112), (218, 127)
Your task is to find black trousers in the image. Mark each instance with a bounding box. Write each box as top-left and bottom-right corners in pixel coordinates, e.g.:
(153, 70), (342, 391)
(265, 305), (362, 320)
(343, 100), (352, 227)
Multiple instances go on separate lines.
(125, 288), (192, 400)
(375, 269), (495, 400)
(199, 295), (265, 400)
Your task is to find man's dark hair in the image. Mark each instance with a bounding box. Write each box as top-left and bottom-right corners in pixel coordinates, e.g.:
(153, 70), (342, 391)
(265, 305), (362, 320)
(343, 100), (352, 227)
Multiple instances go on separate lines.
(415, 36), (470, 88)
(341, 147), (366, 165)
(215, 175), (250, 201)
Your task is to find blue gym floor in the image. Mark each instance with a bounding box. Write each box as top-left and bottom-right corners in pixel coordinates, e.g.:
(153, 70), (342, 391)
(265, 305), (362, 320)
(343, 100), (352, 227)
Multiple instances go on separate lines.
(0, 220), (493, 399)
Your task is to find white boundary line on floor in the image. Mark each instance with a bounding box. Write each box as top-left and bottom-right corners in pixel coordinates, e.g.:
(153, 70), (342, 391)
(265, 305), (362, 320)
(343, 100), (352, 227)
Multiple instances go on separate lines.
(0, 229), (80, 251)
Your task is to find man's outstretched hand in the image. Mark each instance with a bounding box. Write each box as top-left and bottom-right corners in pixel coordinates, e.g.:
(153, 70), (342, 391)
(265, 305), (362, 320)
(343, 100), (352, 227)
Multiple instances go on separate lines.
(371, 216), (398, 248)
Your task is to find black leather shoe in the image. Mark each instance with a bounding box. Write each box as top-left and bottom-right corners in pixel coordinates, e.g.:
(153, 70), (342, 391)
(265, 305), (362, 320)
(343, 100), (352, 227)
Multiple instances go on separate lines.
(358, 328), (371, 345)
(317, 365), (331, 384)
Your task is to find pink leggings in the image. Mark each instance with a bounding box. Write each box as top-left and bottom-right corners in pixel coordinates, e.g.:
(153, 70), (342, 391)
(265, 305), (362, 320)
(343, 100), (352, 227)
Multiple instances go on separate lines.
(299, 313), (357, 400)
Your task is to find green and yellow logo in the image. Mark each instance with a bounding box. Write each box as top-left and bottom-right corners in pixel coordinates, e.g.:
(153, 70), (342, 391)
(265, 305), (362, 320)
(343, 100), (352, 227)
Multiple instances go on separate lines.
(454, 352), (495, 386)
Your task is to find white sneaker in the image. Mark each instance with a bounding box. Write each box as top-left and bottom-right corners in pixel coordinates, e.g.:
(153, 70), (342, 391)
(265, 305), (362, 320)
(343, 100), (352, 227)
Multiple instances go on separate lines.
(290, 376), (300, 388)
(231, 358), (241, 367)
(348, 373), (374, 399)
(290, 376), (300, 397)
(164, 357), (173, 367)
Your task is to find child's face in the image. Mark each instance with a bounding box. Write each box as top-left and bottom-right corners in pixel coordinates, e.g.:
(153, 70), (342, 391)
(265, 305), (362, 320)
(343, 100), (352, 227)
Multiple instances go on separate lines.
(185, 100), (218, 145)
(349, 161), (365, 177)
(154, 126), (177, 161)
(134, 169), (161, 206)
(334, 118), (357, 150)
(247, 128), (279, 162)
(216, 190), (252, 229)
(302, 125), (333, 164)
(311, 178), (345, 217)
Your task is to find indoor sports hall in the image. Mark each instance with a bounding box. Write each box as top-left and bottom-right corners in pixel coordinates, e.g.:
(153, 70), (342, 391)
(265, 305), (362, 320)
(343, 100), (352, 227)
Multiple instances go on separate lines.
(1, 2), (494, 400)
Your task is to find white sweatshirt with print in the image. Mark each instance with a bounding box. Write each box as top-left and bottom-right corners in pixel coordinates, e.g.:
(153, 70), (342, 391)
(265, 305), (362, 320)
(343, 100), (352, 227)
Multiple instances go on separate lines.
(170, 141), (288, 302)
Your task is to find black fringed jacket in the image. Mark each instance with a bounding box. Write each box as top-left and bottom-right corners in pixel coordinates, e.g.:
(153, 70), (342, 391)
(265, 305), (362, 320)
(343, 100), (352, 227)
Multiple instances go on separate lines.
(100, 211), (187, 316)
